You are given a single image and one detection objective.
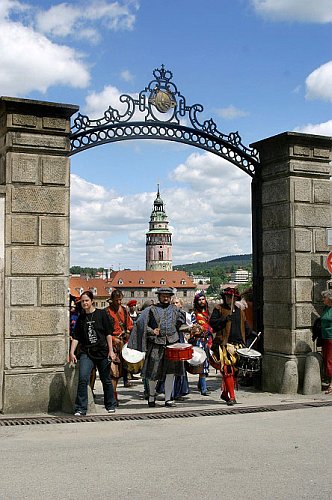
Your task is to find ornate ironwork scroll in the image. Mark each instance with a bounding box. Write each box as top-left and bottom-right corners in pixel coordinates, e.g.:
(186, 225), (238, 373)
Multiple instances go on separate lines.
(70, 65), (260, 177)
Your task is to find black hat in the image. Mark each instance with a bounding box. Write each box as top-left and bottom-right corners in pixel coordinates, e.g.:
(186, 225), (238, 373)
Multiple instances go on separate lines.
(155, 287), (174, 295)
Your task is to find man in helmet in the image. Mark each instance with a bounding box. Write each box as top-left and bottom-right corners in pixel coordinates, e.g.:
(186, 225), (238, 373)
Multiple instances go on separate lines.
(128, 287), (186, 408)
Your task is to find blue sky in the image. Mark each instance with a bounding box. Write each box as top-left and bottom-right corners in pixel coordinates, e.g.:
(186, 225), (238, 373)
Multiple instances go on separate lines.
(1, 0), (331, 269)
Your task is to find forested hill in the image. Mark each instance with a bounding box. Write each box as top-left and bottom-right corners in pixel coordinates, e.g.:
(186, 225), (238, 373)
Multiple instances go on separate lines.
(173, 254), (252, 273)
(70, 254), (252, 278)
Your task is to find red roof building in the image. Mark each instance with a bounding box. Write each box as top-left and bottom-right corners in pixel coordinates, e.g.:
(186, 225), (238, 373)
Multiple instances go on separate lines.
(69, 270), (196, 310)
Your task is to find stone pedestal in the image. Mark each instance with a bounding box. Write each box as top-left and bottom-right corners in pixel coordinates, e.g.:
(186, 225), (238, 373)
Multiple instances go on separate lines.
(62, 362), (96, 414)
(251, 132), (331, 393)
(302, 352), (323, 395)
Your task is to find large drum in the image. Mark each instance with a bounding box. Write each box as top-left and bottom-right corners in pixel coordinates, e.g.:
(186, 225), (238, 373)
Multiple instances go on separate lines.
(165, 343), (193, 362)
(236, 348), (261, 374)
(185, 346), (207, 374)
(122, 344), (145, 374)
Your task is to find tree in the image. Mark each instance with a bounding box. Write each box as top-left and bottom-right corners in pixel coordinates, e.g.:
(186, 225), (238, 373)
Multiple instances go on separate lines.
(70, 266), (82, 275)
(206, 277), (222, 296)
(70, 266), (99, 277)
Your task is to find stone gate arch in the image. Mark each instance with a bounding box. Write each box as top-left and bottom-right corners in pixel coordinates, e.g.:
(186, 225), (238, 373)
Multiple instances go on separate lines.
(0, 67), (330, 413)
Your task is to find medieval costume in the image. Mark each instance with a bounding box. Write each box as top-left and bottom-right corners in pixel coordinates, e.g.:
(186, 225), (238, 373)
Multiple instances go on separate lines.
(191, 291), (213, 396)
(128, 287), (186, 407)
(127, 299), (139, 323)
(210, 287), (250, 405)
(106, 290), (133, 404)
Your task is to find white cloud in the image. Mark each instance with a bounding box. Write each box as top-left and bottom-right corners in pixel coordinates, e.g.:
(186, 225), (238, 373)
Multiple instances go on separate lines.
(71, 174), (113, 202)
(0, 0), (138, 96)
(252, 0), (332, 23)
(36, 3), (79, 37)
(305, 61), (332, 102)
(0, 2), (90, 95)
(120, 69), (134, 82)
(215, 105), (249, 120)
(70, 152), (252, 268)
(0, 21), (90, 95)
(70, 174), (151, 232)
(292, 85), (301, 94)
(0, 0), (27, 19)
(70, 175), (152, 268)
(83, 84), (146, 120)
(171, 151), (250, 190)
(293, 119), (332, 136)
(83, 85), (126, 118)
(36, 1), (138, 42)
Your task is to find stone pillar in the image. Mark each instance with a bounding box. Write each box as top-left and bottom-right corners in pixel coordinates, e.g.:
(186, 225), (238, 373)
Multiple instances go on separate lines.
(251, 132), (331, 393)
(0, 97), (78, 413)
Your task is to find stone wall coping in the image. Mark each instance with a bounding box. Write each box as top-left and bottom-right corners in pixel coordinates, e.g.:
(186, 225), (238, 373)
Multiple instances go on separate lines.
(251, 131), (332, 150)
(0, 97), (79, 118)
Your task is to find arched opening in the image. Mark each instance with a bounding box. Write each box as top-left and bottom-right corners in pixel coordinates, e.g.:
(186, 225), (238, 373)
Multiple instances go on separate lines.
(69, 65), (262, 331)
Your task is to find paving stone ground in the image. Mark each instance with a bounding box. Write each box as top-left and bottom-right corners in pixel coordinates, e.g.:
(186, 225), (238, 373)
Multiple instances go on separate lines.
(92, 371), (331, 415)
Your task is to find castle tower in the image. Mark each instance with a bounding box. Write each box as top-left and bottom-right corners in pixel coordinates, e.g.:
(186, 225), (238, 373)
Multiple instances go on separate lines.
(146, 186), (172, 271)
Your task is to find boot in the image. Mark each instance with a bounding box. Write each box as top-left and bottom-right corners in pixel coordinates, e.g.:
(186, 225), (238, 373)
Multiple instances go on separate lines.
(220, 391), (230, 402)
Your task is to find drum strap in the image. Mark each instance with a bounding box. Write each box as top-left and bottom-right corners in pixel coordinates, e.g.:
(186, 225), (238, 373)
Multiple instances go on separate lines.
(115, 307), (128, 333)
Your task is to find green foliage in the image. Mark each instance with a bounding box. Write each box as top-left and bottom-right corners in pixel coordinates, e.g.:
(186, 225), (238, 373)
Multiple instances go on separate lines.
(174, 254), (252, 279)
(70, 266), (105, 277)
(70, 266), (83, 275)
(206, 277), (223, 296)
(237, 281), (253, 294)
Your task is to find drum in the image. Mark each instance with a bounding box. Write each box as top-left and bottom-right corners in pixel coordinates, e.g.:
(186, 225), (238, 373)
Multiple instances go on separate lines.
(185, 346), (207, 374)
(236, 347), (261, 374)
(165, 343), (193, 362)
(122, 344), (145, 374)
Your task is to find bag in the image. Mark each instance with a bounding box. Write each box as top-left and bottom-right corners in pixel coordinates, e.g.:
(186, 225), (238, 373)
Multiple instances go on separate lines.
(110, 355), (122, 379)
(312, 317), (322, 347)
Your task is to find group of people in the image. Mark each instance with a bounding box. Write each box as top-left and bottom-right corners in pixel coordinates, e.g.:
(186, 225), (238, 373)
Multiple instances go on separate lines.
(69, 285), (257, 415)
(69, 285), (332, 416)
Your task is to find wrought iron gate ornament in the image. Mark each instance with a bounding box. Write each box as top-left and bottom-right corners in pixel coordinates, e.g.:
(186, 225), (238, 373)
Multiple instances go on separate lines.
(70, 65), (260, 177)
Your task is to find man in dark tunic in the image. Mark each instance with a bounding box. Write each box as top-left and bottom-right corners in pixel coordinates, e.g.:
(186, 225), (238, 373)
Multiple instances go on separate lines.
(128, 287), (186, 408)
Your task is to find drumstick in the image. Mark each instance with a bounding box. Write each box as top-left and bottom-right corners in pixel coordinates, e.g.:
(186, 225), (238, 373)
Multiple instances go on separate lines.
(230, 294), (235, 313)
(248, 331), (262, 351)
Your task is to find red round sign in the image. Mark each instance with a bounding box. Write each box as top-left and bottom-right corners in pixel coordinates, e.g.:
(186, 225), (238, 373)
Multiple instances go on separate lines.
(327, 252), (332, 274)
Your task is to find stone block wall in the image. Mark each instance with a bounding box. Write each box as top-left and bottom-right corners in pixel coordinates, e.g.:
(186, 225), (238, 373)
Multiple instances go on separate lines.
(0, 97), (78, 413)
(252, 132), (331, 393)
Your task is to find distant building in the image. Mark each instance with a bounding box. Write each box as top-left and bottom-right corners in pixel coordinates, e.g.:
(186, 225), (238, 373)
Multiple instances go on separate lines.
(69, 276), (112, 309)
(190, 275), (211, 285)
(108, 269), (195, 308)
(146, 186), (172, 271)
(69, 270), (196, 310)
(230, 268), (252, 283)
